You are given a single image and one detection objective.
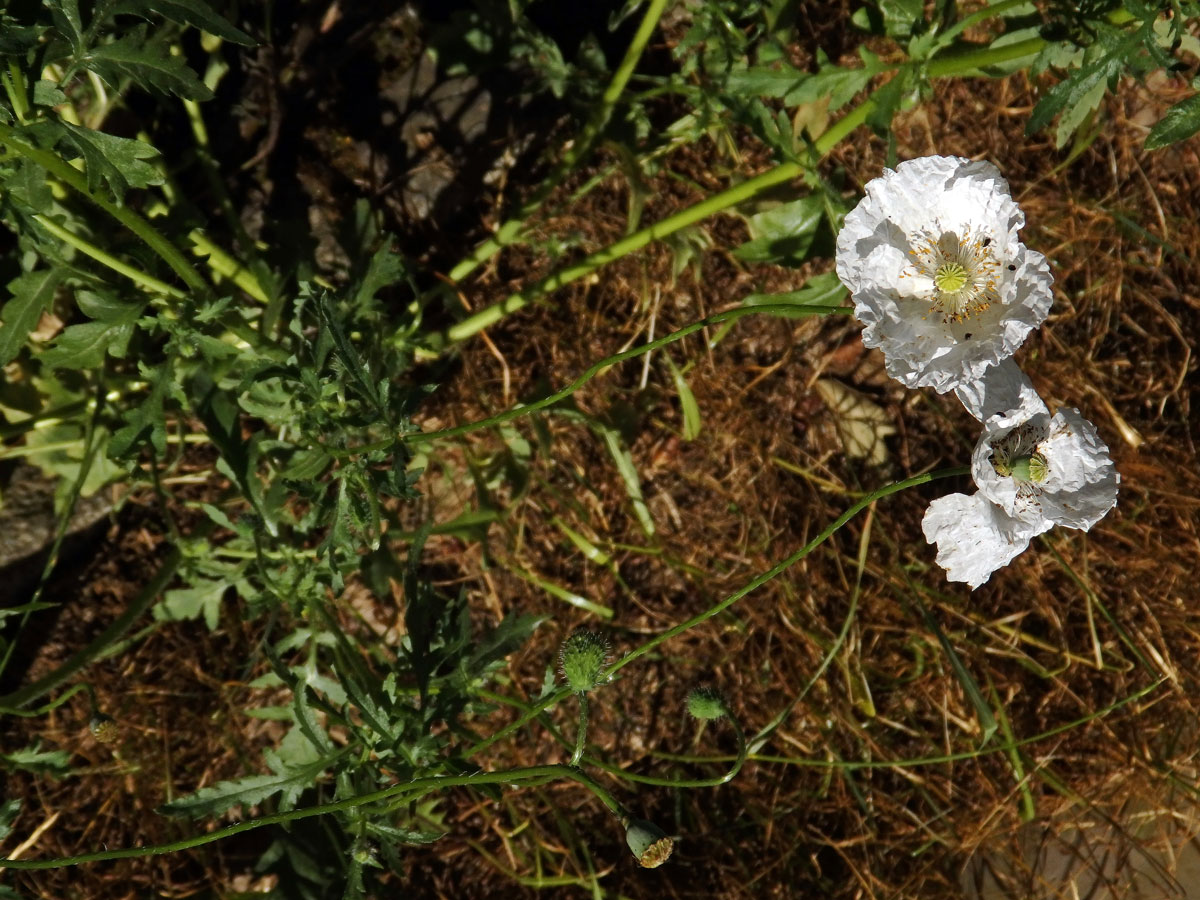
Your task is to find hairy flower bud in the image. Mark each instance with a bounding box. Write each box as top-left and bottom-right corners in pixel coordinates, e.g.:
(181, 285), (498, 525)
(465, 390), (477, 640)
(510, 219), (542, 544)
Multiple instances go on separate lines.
(558, 628), (610, 694)
(686, 687), (727, 721)
(624, 817), (673, 868)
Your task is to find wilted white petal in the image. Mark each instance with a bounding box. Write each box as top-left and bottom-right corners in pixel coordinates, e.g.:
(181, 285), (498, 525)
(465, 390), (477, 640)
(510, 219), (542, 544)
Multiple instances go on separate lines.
(954, 358), (1048, 422)
(835, 155), (1053, 394)
(922, 492), (1047, 589)
(972, 405), (1119, 531)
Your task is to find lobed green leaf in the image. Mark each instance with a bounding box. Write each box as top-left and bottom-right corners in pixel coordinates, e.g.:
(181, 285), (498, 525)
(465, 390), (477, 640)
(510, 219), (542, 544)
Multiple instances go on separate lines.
(0, 269), (64, 366)
(1145, 92), (1200, 150)
(59, 122), (163, 204)
(80, 33), (213, 100)
(121, 0), (255, 45)
(159, 752), (334, 818)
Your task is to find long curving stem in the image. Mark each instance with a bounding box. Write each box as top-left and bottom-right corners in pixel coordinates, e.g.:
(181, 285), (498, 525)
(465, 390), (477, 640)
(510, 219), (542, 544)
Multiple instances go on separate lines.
(0, 763), (628, 870)
(440, 29), (1063, 346)
(464, 465), (970, 761)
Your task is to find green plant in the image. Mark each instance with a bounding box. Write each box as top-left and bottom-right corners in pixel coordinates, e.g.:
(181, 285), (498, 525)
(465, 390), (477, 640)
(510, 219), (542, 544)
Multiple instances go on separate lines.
(0, 0), (1193, 895)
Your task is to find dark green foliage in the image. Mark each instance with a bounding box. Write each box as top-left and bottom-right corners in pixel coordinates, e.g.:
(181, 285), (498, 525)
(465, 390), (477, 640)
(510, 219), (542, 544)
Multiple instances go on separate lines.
(0, 3), (546, 892)
(1029, 0), (1200, 147)
(0, 269), (64, 366)
(1145, 90), (1200, 148)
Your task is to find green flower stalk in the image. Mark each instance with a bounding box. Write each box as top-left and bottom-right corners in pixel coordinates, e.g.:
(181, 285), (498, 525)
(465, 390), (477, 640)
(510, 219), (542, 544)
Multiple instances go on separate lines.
(559, 628), (609, 766)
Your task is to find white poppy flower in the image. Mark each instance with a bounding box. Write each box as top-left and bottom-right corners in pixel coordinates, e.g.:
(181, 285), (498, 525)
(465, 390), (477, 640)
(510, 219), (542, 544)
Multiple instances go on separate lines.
(923, 405), (1119, 589)
(972, 406), (1120, 532)
(835, 155), (1053, 394)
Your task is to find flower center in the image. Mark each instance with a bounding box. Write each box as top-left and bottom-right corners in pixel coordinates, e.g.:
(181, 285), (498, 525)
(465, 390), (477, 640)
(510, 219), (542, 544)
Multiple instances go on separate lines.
(993, 452), (1048, 484)
(904, 229), (1002, 323)
(990, 420), (1051, 486)
(934, 262), (968, 294)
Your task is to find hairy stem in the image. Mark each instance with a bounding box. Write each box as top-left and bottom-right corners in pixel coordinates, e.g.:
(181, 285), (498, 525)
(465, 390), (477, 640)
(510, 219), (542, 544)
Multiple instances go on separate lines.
(33, 214), (186, 299)
(571, 692), (590, 767)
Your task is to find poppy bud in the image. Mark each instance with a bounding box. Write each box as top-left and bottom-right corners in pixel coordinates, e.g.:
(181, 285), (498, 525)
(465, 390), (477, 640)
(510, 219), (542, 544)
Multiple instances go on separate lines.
(558, 628), (610, 694)
(686, 687), (727, 721)
(623, 817), (673, 868)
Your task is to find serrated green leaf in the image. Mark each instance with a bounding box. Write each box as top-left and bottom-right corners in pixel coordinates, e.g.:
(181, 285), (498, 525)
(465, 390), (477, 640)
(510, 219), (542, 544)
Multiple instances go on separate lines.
(81, 33), (213, 100)
(733, 195), (824, 266)
(2, 744), (71, 776)
(865, 66), (915, 134)
(48, 0), (85, 53)
(39, 321), (130, 368)
(120, 0), (255, 45)
(878, 0), (923, 36)
(32, 80), (68, 107)
(335, 665), (395, 743)
(292, 682), (334, 755)
(77, 289), (145, 322)
(353, 242), (408, 309)
(59, 122), (162, 203)
(0, 799), (20, 842)
(1145, 92), (1200, 150)
(39, 290), (144, 369)
(1027, 23), (1146, 137)
(0, 20), (45, 56)
(725, 63), (808, 98)
(0, 269), (64, 366)
(156, 578), (228, 630)
(159, 752), (333, 818)
(314, 288), (384, 416)
(109, 363), (171, 458)
(783, 49), (880, 112)
(189, 371), (278, 537)
(1054, 76), (1105, 148)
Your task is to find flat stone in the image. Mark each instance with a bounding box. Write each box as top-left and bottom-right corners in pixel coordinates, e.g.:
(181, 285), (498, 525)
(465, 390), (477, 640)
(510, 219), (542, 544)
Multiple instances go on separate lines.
(0, 463), (111, 571)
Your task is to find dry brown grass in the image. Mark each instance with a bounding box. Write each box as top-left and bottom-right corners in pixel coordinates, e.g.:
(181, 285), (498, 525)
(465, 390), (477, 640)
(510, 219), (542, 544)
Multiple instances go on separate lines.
(404, 53), (1200, 900)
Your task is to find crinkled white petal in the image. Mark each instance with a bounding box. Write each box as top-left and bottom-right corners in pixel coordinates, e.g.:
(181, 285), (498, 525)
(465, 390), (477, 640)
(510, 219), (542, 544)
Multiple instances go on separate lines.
(835, 155), (1053, 394)
(1028, 407), (1120, 529)
(922, 492), (1048, 589)
(972, 406), (1119, 531)
(954, 358), (1048, 422)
